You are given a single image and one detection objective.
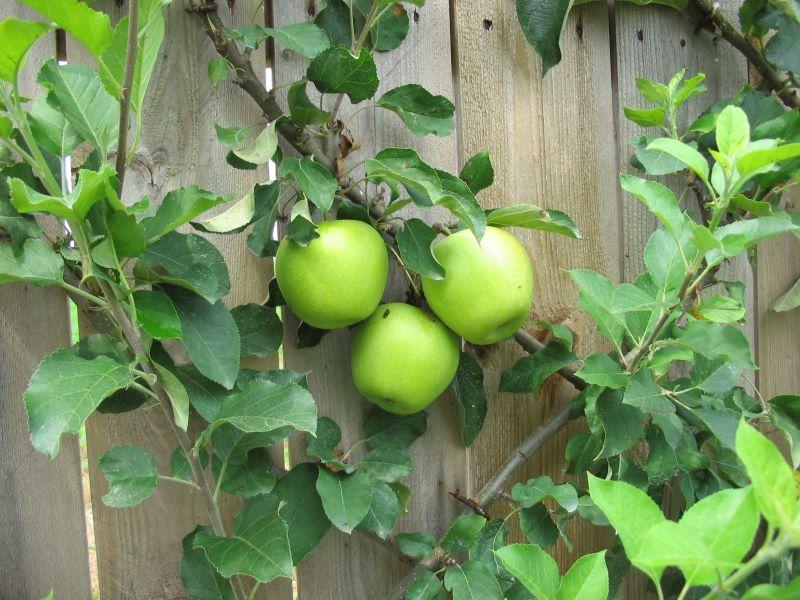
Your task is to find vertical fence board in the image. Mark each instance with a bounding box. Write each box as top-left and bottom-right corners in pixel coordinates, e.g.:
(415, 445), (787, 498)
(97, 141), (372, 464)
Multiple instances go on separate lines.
(0, 4), (92, 599)
(272, 1), (467, 597)
(612, 5), (748, 595)
(757, 201), (800, 400)
(67, 2), (289, 598)
(453, 0), (619, 568)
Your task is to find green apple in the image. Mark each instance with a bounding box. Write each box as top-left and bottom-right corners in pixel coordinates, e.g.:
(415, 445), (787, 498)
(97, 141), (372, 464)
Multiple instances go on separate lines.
(350, 303), (460, 415)
(422, 226), (533, 345)
(275, 219), (388, 329)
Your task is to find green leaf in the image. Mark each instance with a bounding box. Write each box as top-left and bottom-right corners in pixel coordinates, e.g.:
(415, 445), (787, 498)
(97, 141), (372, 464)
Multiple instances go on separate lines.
(231, 304), (282, 359)
(231, 121), (278, 166)
(99, 0), (166, 115)
(0, 18), (50, 83)
(690, 356), (742, 396)
(274, 462), (331, 565)
(364, 408), (428, 449)
(470, 519), (511, 580)
(451, 352), (488, 447)
(336, 198), (370, 223)
(263, 22), (331, 58)
(396, 218), (444, 279)
(22, 0), (112, 57)
(247, 181), (282, 257)
(678, 487), (760, 584)
(594, 388), (646, 458)
(212, 449), (275, 498)
(166, 287), (240, 388)
(407, 570), (445, 600)
(9, 165), (117, 220)
(210, 423), (290, 465)
(622, 368), (673, 414)
(494, 544), (560, 600)
(152, 360), (190, 431)
(366, 147), (442, 206)
(634, 520), (709, 584)
(436, 171), (487, 240)
(557, 550), (608, 600)
(315, 467), (374, 533)
(618, 174), (683, 240)
(499, 341), (577, 394)
(738, 142), (800, 175)
(280, 156), (337, 211)
(515, 0), (573, 76)
(28, 95), (81, 157)
(570, 269), (626, 345)
(287, 81), (329, 127)
(623, 106), (665, 127)
(366, 0), (409, 51)
(214, 123), (253, 148)
(512, 476), (578, 512)
(25, 347), (134, 458)
(486, 204), (581, 238)
(575, 353), (628, 389)
(519, 503), (558, 549)
(459, 150), (494, 194)
(588, 474), (665, 584)
(736, 421), (798, 528)
(360, 445), (413, 482)
(141, 185), (224, 243)
(0, 237), (63, 286)
(377, 84), (455, 136)
(170, 446), (209, 481)
(37, 59), (119, 156)
(132, 290), (182, 340)
(305, 416), (341, 463)
(0, 194), (41, 251)
(696, 294), (745, 322)
(307, 46), (378, 104)
(772, 276), (800, 312)
(396, 532), (437, 559)
(760, 9), (800, 73)
(439, 514), (487, 555)
(706, 216), (799, 264)
(98, 445), (158, 508)
(444, 560), (504, 600)
(743, 579), (800, 600)
(358, 480), (400, 539)
(212, 378), (317, 435)
(646, 138), (709, 182)
(314, 0), (353, 47)
(631, 135), (687, 175)
(207, 59), (229, 85)
(716, 105), (750, 158)
(675, 320), (755, 369)
(137, 232), (230, 303)
(181, 526), (235, 600)
(193, 494), (292, 583)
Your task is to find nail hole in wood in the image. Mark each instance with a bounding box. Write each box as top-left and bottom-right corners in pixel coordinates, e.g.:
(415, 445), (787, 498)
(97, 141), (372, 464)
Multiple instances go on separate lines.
(680, 38), (686, 48)
(576, 20), (583, 39)
(413, 9), (420, 23)
(637, 29), (644, 42)
(483, 19), (493, 31)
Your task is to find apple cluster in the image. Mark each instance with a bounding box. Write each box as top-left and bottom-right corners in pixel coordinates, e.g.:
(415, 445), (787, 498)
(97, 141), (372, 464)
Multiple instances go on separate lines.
(274, 220), (534, 415)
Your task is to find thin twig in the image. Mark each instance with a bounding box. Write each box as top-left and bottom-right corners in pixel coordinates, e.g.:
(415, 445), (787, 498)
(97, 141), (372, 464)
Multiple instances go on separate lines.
(448, 490), (491, 519)
(115, 0), (140, 190)
(690, 0), (800, 109)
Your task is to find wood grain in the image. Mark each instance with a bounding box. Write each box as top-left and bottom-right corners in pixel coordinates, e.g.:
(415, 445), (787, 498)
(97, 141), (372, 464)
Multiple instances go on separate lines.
(452, 0), (619, 570)
(271, 1), (468, 597)
(0, 3), (92, 599)
(67, 2), (289, 598)
(612, 4), (748, 595)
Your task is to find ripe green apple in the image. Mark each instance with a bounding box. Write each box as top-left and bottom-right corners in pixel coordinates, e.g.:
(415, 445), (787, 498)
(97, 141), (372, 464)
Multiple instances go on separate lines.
(422, 226), (534, 345)
(350, 303), (460, 415)
(275, 219), (388, 329)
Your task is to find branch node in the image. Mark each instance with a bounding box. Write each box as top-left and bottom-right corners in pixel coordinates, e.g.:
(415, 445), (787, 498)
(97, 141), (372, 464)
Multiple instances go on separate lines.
(448, 489), (491, 519)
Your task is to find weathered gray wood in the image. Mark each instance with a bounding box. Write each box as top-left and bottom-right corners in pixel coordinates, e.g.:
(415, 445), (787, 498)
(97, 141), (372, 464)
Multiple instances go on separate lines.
(453, 0), (619, 569)
(612, 5), (749, 595)
(272, 1), (468, 597)
(67, 2), (289, 598)
(0, 3), (92, 599)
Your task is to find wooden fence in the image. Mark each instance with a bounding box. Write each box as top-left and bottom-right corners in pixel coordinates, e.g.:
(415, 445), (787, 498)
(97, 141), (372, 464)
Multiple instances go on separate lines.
(0, 0), (797, 598)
